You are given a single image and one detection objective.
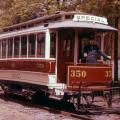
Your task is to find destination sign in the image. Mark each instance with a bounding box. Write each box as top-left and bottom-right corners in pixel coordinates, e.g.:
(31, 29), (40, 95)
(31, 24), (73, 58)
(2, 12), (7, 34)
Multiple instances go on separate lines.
(73, 14), (108, 25)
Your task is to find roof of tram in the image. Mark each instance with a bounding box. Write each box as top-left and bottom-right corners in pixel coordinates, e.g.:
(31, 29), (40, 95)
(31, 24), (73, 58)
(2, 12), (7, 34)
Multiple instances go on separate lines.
(48, 20), (117, 31)
(1, 11), (117, 32)
(0, 21), (117, 39)
(0, 11), (117, 39)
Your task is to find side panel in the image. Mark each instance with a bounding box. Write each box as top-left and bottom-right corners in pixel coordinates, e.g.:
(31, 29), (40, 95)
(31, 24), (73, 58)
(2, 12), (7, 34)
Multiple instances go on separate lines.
(0, 70), (49, 86)
(67, 65), (112, 90)
(0, 60), (55, 73)
(0, 59), (56, 86)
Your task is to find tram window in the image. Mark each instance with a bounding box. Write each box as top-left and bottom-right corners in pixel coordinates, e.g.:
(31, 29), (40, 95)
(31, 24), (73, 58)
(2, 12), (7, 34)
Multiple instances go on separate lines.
(37, 33), (45, 57)
(104, 34), (112, 56)
(21, 35), (27, 57)
(81, 38), (89, 55)
(2, 39), (6, 58)
(28, 34), (35, 57)
(14, 36), (20, 57)
(78, 38), (89, 62)
(8, 38), (13, 57)
(50, 33), (56, 58)
(64, 39), (71, 58)
(96, 36), (101, 47)
(0, 41), (1, 58)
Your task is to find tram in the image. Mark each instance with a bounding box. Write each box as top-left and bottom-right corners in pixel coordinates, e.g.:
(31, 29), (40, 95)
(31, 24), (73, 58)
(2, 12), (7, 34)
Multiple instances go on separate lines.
(0, 11), (117, 108)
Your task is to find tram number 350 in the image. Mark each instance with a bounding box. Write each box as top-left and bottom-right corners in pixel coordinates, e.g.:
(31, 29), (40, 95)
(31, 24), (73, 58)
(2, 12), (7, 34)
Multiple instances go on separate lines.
(70, 70), (87, 78)
(70, 70), (112, 78)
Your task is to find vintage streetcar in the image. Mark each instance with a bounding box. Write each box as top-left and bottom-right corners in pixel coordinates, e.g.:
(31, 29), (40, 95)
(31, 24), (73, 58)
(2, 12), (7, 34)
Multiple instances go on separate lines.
(0, 11), (117, 109)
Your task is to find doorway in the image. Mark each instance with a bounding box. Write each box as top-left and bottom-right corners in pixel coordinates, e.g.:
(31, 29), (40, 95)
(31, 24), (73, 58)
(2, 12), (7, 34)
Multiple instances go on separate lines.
(57, 29), (75, 83)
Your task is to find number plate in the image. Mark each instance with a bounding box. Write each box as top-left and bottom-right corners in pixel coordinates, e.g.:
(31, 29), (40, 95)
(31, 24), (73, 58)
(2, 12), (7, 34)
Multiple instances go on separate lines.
(67, 65), (112, 89)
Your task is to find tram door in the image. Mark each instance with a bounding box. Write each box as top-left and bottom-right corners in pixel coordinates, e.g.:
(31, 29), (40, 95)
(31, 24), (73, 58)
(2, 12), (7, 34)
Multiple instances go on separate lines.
(57, 29), (75, 83)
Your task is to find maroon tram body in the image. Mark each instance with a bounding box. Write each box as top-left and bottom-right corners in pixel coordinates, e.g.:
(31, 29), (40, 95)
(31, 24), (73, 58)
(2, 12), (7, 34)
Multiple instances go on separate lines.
(67, 64), (112, 90)
(0, 12), (117, 108)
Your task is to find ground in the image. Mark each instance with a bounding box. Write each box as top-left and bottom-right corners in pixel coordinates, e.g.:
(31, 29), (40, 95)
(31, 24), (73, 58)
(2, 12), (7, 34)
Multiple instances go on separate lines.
(0, 93), (119, 120)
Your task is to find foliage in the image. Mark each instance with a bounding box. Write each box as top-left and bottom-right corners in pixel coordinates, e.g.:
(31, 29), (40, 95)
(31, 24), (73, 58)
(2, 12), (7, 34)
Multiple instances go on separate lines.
(0, 0), (120, 27)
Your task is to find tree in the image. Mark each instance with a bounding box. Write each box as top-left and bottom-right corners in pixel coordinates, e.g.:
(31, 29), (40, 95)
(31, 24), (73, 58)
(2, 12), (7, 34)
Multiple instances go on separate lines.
(0, 0), (59, 27)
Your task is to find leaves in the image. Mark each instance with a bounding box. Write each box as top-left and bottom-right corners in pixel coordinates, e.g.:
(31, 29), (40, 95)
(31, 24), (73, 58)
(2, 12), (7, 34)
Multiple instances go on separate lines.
(0, 0), (120, 27)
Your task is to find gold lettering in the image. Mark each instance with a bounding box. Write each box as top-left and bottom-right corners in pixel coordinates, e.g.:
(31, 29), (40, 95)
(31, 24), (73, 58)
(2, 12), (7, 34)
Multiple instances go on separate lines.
(82, 71), (87, 78)
(76, 70), (81, 77)
(70, 70), (75, 77)
(105, 71), (112, 77)
(70, 70), (87, 78)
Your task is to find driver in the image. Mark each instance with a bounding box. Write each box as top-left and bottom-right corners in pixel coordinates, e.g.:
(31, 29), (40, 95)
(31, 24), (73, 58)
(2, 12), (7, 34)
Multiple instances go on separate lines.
(83, 37), (111, 63)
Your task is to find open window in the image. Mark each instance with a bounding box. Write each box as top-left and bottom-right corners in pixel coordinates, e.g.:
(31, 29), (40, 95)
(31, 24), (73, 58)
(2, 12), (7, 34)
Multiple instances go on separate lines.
(50, 32), (56, 58)
(14, 36), (20, 57)
(78, 31), (102, 63)
(2, 39), (7, 58)
(28, 34), (35, 57)
(0, 41), (1, 58)
(21, 35), (27, 57)
(37, 33), (45, 57)
(8, 38), (13, 57)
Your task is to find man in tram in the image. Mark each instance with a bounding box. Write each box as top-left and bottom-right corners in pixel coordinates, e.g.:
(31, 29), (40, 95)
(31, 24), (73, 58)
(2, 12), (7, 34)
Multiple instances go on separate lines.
(83, 36), (111, 63)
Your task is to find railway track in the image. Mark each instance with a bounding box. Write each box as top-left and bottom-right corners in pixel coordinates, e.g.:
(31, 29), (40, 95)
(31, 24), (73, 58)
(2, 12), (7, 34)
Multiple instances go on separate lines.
(0, 89), (120, 120)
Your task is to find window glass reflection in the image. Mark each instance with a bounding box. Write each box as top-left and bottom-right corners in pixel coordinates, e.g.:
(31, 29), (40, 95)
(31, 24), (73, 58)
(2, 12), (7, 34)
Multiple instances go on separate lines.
(8, 38), (13, 57)
(2, 39), (6, 58)
(21, 35), (27, 56)
(14, 36), (20, 57)
(50, 33), (56, 58)
(28, 34), (35, 57)
(37, 33), (45, 57)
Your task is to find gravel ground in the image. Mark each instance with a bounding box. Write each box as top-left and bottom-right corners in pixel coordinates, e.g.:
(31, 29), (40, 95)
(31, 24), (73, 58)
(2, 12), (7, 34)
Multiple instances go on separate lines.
(0, 94), (119, 120)
(0, 98), (79, 120)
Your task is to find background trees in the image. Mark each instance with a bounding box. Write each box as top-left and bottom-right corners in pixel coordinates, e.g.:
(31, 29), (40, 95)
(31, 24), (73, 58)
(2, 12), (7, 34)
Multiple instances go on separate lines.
(0, 0), (120, 27)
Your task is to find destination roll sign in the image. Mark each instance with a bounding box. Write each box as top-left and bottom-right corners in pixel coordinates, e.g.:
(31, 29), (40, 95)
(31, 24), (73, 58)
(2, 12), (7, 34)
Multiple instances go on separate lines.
(73, 14), (108, 25)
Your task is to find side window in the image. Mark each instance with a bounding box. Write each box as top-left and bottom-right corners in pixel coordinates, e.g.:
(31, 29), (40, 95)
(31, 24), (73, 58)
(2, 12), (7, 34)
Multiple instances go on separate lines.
(21, 35), (27, 57)
(14, 36), (20, 57)
(104, 33), (113, 56)
(8, 38), (13, 57)
(0, 40), (1, 58)
(2, 39), (6, 58)
(37, 33), (45, 57)
(28, 34), (35, 57)
(50, 33), (56, 58)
